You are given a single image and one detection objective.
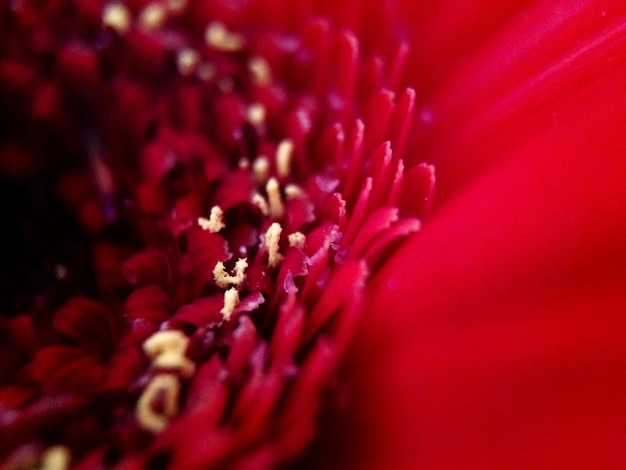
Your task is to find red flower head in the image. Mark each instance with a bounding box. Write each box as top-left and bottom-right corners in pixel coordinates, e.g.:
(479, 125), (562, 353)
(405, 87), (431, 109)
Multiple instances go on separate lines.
(1, 1), (626, 469)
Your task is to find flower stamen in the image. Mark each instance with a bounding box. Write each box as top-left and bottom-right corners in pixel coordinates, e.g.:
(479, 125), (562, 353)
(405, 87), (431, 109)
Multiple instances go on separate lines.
(266, 177), (284, 220)
(221, 287), (240, 321)
(143, 330), (195, 377)
(276, 139), (294, 179)
(213, 258), (248, 288)
(136, 374), (181, 433)
(102, 3), (131, 35)
(248, 56), (271, 85)
(198, 206), (225, 233)
(41, 446), (71, 470)
(205, 22), (246, 52)
(288, 232), (306, 249)
(265, 222), (284, 268)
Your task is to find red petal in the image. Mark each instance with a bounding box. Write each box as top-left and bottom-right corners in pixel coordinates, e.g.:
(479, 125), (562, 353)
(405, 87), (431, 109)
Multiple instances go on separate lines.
(309, 78), (626, 468)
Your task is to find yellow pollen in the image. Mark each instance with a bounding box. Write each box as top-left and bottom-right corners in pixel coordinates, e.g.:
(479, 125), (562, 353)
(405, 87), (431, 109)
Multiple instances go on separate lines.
(136, 374), (181, 433)
(284, 184), (304, 200)
(213, 258), (248, 289)
(221, 287), (240, 321)
(41, 446), (70, 470)
(153, 351), (195, 378)
(139, 3), (167, 30)
(288, 232), (306, 249)
(276, 139), (294, 179)
(265, 222), (283, 268)
(252, 193), (269, 216)
(247, 103), (266, 126)
(102, 3), (131, 35)
(238, 158), (250, 169)
(143, 330), (195, 377)
(205, 22), (246, 52)
(248, 56), (271, 85)
(143, 330), (189, 359)
(252, 156), (270, 185)
(177, 48), (200, 76)
(198, 206), (225, 233)
(266, 177), (284, 220)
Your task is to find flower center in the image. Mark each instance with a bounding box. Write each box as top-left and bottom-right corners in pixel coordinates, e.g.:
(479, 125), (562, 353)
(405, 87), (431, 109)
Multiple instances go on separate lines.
(0, 1), (435, 468)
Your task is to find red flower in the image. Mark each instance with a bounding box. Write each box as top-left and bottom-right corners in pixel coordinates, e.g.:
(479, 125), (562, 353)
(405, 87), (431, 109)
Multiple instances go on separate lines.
(1, 1), (626, 469)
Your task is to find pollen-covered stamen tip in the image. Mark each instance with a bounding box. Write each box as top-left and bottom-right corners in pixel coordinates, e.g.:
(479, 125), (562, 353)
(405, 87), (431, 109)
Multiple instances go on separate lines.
(252, 192), (270, 216)
(198, 205), (225, 233)
(213, 258), (248, 289)
(136, 374), (181, 433)
(221, 287), (240, 321)
(177, 48), (200, 76)
(288, 232), (306, 249)
(276, 139), (294, 179)
(102, 3), (131, 34)
(248, 56), (271, 85)
(247, 103), (266, 126)
(205, 22), (246, 52)
(41, 446), (71, 470)
(143, 330), (195, 377)
(265, 222), (284, 268)
(266, 177), (284, 220)
(138, 3), (168, 30)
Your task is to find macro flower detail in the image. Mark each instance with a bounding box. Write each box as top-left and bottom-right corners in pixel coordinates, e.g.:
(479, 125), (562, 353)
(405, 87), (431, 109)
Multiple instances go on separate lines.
(0, 0), (433, 468)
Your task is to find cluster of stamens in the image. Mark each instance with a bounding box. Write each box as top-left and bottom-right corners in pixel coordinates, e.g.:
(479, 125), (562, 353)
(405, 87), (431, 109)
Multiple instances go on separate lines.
(0, 1), (435, 468)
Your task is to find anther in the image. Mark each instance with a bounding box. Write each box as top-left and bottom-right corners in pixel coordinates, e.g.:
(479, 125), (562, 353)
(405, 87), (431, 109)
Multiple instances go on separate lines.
(247, 103), (266, 126)
(248, 56), (271, 85)
(213, 258), (248, 288)
(266, 177), (284, 220)
(276, 139), (294, 179)
(198, 206), (225, 233)
(139, 3), (167, 30)
(252, 193), (269, 216)
(221, 287), (240, 321)
(253, 156), (270, 185)
(102, 3), (131, 35)
(288, 232), (306, 249)
(41, 446), (71, 470)
(205, 22), (246, 52)
(265, 222), (283, 268)
(177, 48), (200, 76)
(136, 374), (181, 433)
